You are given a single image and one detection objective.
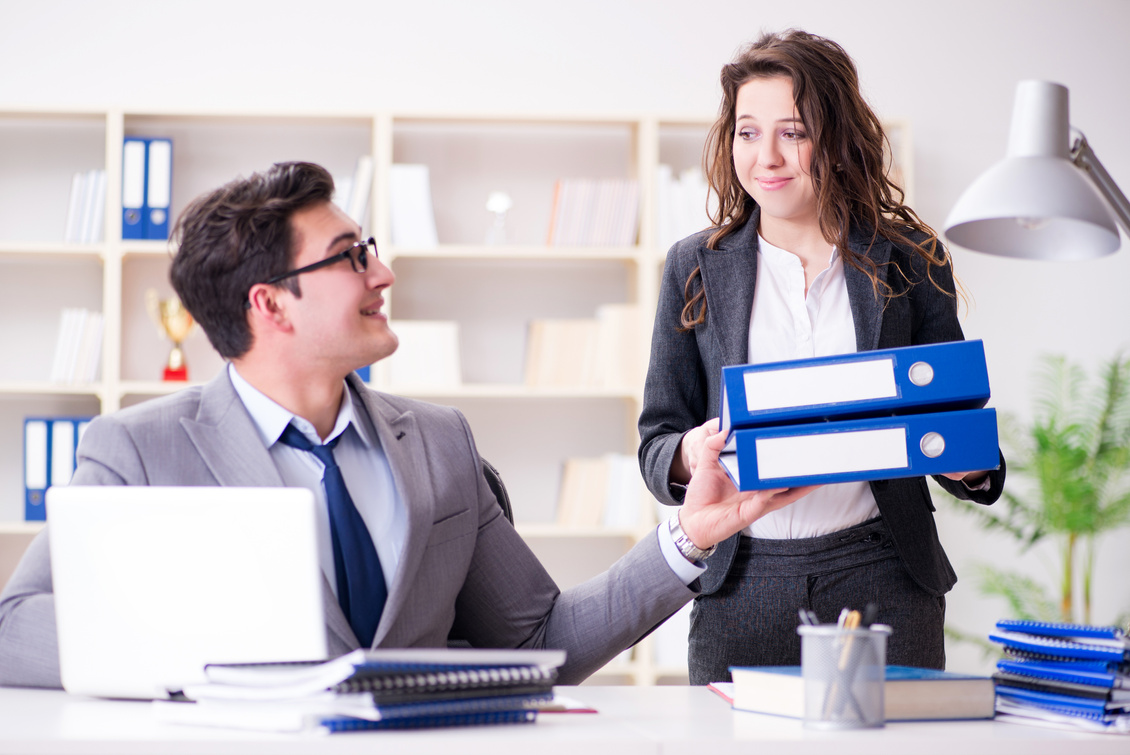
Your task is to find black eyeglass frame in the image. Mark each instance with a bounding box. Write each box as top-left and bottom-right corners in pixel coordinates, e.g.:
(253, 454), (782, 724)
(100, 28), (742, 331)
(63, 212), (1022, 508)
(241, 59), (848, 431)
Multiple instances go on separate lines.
(260, 236), (377, 286)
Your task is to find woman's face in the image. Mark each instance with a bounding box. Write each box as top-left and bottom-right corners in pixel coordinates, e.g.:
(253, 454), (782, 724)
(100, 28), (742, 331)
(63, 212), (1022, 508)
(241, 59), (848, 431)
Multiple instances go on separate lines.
(732, 76), (817, 228)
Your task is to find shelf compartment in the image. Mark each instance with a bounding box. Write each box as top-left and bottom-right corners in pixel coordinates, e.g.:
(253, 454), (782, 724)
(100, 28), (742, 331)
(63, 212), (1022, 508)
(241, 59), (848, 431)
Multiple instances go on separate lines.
(391, 118), (642, 248)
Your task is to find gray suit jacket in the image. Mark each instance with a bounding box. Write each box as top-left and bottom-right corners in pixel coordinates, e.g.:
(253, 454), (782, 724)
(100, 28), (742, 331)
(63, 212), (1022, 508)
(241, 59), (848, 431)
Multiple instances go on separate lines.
(639, 212), (1005, 596)
(0, 371), (695, 688)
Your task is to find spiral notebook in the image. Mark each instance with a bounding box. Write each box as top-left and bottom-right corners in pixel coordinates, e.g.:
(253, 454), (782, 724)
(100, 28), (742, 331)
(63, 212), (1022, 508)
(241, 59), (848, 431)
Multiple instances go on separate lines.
(189, 647), (566, 702)
(989, 630), (1130, 663)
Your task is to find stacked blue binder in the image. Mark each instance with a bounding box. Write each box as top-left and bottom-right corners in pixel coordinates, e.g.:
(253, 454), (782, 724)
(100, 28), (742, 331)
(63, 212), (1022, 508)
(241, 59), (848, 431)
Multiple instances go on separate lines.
(121, 136), (173, 240)
(23, 416), (93, 521)
(989, 619), (1130, 733)
(717, 340), (1000, 490)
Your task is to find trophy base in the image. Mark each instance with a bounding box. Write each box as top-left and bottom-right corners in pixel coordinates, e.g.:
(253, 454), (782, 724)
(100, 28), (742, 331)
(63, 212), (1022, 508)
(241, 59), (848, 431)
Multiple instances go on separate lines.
(163, 366), (189, 382)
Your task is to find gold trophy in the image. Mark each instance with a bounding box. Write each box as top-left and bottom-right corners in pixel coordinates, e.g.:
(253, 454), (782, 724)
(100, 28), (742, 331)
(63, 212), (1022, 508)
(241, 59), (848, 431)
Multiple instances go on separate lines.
(145, 289), (195, 381)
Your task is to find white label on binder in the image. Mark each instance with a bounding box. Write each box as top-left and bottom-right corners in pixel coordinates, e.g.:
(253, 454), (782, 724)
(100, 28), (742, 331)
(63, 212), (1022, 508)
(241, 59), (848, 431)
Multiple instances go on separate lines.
(756, 427), (909, 479)
(51, 421), (76, 487)
(147, 140), (172, 208)
(744, 357), (897, 412)
(24, 420), (49, 489)
(122, 140), (146, 210)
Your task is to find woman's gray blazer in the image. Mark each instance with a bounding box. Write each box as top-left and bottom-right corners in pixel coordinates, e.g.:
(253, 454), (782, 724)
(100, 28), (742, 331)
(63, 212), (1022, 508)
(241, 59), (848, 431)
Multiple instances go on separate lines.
(638, 211), (1006, 596)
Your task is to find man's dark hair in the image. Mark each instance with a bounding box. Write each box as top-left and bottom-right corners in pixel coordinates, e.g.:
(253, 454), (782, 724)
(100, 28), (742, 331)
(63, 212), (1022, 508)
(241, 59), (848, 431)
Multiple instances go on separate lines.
(169, 161), (335, 359)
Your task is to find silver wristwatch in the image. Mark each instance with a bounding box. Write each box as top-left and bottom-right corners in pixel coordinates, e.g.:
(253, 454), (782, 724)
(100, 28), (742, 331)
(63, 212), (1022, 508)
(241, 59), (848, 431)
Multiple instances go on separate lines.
(668, 514), (717, 562)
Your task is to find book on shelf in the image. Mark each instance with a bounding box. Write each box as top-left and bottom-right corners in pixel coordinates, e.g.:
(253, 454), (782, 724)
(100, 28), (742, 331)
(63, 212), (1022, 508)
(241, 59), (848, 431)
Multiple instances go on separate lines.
(523, 318), (600, 388)
(384, 320), (461, 389)
(593, 303), (644, 391)
(64, 169), (107, 244)
(655, 164), (714, 252)
(49, 308), (103, 384)
(555, 453), (650, 530)
(524, 304), (642, 390)
(546, 177), (639, 247)
(331, 156), (374, 229)
(389, 163), (439, 248)
(161, 647), (564, 733)
(720, 665), (995, 721)
(345, 155), (373, 228)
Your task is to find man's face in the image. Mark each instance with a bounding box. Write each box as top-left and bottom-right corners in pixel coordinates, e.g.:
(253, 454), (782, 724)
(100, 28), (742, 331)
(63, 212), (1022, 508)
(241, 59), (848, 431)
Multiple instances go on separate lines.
(280, 201), (397, 374)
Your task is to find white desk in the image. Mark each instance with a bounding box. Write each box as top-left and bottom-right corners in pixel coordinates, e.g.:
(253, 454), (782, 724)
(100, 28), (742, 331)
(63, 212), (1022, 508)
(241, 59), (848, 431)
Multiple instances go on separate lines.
(0, 685), (1124, 755)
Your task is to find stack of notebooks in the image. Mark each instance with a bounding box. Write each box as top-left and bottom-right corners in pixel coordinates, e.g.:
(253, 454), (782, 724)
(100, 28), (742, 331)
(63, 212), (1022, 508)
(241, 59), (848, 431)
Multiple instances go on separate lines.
(989, 619), (1130, 734)
(154, 647), (565, 734)
(717, 340), (1000, 490)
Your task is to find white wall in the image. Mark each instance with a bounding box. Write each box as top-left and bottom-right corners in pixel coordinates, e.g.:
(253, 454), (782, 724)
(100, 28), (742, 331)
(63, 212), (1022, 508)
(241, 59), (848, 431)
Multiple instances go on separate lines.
(3, 0), (1129, 673)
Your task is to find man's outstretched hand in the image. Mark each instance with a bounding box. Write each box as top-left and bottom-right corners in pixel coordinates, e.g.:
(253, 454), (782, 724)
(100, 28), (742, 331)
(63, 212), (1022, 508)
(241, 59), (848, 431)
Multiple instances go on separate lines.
(677, 425), (817, 550)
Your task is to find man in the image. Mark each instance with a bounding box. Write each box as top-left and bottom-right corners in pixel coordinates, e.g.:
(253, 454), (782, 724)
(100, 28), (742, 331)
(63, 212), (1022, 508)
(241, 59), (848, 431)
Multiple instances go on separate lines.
(0, 162), (811, 688)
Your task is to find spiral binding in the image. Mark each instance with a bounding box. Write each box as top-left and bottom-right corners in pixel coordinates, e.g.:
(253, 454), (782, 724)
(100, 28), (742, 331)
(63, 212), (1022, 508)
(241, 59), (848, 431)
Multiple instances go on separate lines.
(335, 664), (558, 694)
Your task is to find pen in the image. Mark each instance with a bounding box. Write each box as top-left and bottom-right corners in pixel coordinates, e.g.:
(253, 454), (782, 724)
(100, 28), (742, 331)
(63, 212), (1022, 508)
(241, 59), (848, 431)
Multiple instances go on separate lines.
(823, 609), (864, 719)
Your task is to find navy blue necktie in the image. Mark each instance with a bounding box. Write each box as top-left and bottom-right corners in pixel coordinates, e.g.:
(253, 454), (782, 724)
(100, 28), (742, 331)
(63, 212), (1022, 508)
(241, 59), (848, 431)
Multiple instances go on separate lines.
(279, 423), (386, 647)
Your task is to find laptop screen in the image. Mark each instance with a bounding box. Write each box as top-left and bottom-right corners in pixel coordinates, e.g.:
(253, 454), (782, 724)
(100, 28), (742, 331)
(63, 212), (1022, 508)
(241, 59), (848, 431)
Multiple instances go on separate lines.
(47, 486), (329, 699)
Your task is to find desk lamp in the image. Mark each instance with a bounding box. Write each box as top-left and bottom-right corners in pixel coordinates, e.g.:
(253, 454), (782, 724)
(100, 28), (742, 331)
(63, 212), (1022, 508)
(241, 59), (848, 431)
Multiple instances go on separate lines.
(944, 80), (1130, 260)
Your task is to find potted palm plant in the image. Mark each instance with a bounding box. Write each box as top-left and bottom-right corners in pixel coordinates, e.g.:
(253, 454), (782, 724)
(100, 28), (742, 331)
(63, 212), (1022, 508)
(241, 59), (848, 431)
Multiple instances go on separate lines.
(943, 352), (1130, 638)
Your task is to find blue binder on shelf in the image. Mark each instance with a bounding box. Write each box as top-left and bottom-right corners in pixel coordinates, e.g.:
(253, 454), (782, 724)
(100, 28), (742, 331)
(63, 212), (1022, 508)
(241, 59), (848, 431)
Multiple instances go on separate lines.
(718, 407), (1000, 490)
(121, 137), (148, 240)
(144, 137), (172, 240)
(719, 340), (990, 432)
(23, 417), (93, 521)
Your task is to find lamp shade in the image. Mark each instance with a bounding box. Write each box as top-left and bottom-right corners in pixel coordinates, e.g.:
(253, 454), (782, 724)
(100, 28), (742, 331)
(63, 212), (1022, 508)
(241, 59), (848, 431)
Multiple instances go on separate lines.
(944, 81), (1120, 261)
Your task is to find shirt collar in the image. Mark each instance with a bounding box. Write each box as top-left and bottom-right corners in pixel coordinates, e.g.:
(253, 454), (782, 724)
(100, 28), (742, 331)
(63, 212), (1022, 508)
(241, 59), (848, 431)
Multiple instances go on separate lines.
(227, 363), (374, 449)
(757, 234), (840, 268)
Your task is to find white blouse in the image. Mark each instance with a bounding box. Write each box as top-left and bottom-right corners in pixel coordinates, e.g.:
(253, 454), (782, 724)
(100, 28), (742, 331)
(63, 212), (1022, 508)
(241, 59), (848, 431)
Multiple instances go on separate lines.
(742, 235), (881, 539)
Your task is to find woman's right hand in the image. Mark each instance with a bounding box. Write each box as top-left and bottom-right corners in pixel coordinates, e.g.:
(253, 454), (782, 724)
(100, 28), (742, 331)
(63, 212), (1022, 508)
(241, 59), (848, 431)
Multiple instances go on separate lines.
(670, 418), (718, 485)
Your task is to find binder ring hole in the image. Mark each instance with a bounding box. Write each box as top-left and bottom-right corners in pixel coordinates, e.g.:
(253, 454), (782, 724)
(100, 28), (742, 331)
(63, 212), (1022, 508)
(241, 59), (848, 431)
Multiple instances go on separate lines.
(920, 432), (945, 458)
(908, 361), (935, 386)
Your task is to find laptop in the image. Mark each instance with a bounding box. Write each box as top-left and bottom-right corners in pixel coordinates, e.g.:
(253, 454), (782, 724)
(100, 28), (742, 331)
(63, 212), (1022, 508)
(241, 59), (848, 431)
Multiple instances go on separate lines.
(46, 486), (329, 700)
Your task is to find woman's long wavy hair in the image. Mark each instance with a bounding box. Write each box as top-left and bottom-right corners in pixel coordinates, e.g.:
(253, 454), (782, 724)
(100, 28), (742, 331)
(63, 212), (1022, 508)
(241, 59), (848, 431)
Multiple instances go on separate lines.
(681, 29), (951, 329)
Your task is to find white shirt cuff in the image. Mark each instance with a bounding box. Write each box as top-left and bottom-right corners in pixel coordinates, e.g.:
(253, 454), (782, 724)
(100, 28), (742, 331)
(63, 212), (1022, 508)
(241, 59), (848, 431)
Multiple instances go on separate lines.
(656, 517), (707, 585)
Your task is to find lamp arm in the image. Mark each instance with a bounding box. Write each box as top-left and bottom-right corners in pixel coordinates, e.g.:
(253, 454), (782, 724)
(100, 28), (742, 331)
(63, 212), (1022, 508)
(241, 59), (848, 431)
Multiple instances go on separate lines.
(1072, 133), (1130, 238)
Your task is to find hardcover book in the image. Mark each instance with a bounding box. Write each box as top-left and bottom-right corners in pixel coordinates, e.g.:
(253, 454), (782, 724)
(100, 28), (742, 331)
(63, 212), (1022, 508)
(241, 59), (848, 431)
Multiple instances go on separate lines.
(720, 665), (996, 721)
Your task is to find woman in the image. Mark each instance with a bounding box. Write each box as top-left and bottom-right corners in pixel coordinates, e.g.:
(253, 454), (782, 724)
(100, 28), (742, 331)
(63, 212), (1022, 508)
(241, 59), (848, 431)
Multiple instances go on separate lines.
(638, 29), (1006, 684)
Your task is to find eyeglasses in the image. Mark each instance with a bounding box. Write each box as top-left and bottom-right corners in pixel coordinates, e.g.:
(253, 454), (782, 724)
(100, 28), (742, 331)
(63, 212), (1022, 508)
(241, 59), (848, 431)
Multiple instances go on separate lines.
(262, 237), (377, 285)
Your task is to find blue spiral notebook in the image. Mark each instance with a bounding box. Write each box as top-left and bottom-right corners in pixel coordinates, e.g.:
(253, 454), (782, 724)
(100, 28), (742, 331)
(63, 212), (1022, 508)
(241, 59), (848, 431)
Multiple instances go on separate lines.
(321, 708), (537, 732)
(994, 684), (1129, 718)
(997, 658), (1128, 689)
(989, 631), (1130, 663)
(996, 620), (1128, 643)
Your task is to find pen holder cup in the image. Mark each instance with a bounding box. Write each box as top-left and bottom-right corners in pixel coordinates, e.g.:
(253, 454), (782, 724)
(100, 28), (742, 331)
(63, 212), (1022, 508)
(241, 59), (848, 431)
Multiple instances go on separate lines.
(798, 624), (891, 730)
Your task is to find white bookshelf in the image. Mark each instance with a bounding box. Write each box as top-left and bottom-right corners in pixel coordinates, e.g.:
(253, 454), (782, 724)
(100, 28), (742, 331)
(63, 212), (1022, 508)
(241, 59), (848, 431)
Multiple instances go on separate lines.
(0, 105), (912, 686)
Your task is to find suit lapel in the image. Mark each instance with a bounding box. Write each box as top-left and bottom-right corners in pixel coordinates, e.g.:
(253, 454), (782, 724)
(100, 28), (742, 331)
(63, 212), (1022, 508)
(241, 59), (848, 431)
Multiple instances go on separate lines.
(346, 375), (431, 647)
(844, 230), (893, 353)
(179, 371), (281, 487)
(699, 212), (761, 366)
